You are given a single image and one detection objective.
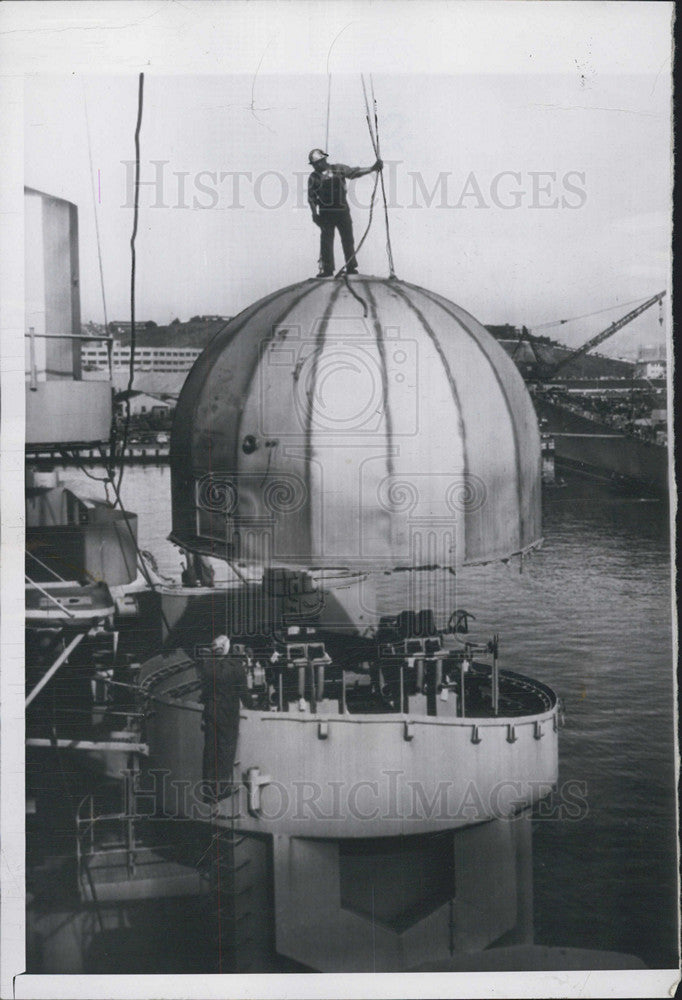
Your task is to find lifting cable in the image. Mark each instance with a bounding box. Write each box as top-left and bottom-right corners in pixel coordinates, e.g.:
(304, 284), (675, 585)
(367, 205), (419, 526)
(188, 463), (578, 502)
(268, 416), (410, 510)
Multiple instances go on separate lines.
(333, 74), (395, 288)
(332, 75), (380, 283)
(369, 74), (396, 278)
(361, 74), (395, 278)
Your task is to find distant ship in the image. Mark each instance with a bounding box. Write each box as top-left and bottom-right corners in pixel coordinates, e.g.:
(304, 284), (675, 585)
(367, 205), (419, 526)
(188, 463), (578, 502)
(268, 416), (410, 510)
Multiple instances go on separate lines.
(533, 394), (668, 494)
(486, 297), (669, 496)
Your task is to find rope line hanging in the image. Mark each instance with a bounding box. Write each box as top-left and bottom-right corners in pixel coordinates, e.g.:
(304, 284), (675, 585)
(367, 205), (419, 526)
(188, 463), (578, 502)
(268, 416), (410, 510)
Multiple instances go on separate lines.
(333, 170), (379, 281)
(83, 80), (119, 476)
(324, 21), (355, 152)
(325, 72), (332, 153)
(116, 71), (145, 496)
(82, 82), (111, 378)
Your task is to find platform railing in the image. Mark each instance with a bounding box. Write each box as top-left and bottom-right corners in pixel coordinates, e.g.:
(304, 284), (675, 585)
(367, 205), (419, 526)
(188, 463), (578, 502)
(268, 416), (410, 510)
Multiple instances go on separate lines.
(26, 328), (113, 388)
(76, 750), (149, 887)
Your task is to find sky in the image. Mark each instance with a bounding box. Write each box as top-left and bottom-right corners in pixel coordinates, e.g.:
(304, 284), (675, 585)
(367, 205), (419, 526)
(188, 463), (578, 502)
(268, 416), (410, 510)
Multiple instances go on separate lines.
(19, 3), (673, 357)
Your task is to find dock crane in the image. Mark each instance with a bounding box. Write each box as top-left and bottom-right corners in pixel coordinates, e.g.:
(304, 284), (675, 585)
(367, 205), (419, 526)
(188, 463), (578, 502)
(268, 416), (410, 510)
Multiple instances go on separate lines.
(517, 291), (666, 381)
(511, 325), (550, 377)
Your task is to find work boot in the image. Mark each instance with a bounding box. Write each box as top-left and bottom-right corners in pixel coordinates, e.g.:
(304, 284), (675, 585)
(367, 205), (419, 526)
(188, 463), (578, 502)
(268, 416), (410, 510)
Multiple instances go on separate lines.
(345, 268), (359, 275)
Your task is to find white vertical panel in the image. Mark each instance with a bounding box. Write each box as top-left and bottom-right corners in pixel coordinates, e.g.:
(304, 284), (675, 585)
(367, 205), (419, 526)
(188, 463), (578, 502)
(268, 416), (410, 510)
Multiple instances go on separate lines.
(24, 190), (46, 379)
(42, 194), (75, 379)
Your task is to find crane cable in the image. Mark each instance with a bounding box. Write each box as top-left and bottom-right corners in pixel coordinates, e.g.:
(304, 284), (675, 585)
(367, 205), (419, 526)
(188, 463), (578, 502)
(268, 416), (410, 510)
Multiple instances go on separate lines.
(529, 295), (653, 332)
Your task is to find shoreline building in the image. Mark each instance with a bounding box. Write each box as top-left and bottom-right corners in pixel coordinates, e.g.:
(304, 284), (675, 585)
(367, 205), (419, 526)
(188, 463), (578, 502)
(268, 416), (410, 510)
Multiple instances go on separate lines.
(114, 389), (174, 419)
(81, 339), (202, 374)
(634, 344), (667, 380)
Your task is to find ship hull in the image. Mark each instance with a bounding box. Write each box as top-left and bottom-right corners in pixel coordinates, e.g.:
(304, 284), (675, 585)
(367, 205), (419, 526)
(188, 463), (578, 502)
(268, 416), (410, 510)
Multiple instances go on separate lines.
(535, 398), (668, 494)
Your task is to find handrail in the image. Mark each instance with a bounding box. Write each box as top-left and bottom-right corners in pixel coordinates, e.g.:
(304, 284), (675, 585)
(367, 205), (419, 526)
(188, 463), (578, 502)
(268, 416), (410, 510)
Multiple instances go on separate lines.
(25, 632), (85, 707)
(26, 550), (68, 583)
(25, 331), (113, 342)
(26, 327), (113, 388)
(25, 573), (76, 618)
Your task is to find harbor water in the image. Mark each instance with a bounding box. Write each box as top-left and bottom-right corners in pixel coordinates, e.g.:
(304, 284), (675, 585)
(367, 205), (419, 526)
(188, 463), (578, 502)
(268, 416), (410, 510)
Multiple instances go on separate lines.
(58, 463), (678, 969)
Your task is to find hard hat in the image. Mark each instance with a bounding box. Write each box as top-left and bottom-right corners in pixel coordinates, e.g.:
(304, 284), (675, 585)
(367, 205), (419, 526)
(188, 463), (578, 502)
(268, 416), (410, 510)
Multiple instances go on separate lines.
(308, 148), (328, 164)
(211, 634), (231, 655)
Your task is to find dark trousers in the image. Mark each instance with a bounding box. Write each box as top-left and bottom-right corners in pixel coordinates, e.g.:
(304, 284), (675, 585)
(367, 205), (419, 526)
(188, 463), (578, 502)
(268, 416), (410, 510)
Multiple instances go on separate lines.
(200, 655), (245, 802)
(318, 209), (357, 274)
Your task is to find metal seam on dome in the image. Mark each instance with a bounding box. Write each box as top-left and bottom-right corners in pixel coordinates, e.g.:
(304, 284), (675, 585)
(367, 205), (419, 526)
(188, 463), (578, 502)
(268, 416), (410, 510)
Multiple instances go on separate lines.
(361, 280), (395, 478)
(233, 282), (326, 473)
(170, 285), (306, 548)
(214, 278), (321, 344)
(384, 279), (467, 566)
(228, 282), (328, 563)
(180, 282), (324, 558)
(304, 282), (345, 559)
(405, 282), (526, 552)
(413, 284), (528, 547)
(179, 279), (313, 474)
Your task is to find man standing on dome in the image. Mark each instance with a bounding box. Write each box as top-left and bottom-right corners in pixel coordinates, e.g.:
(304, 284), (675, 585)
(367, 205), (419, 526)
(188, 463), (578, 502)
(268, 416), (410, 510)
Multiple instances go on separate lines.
(307, 148), (383, 277)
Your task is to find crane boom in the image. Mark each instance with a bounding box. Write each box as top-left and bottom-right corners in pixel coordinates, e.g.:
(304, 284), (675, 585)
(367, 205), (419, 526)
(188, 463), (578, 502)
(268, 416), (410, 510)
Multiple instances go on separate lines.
(545, 291), (666, 378)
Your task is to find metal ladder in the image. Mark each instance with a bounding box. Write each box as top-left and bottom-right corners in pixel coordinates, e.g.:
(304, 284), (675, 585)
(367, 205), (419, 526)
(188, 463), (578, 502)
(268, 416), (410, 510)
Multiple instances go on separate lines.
(207, 761), (255, 974)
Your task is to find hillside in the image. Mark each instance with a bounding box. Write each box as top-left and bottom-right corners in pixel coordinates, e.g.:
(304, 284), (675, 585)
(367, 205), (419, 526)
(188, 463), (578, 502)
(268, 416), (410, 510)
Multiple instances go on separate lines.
(82, 316), (633, 380)
(83, 317), (231, 348)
